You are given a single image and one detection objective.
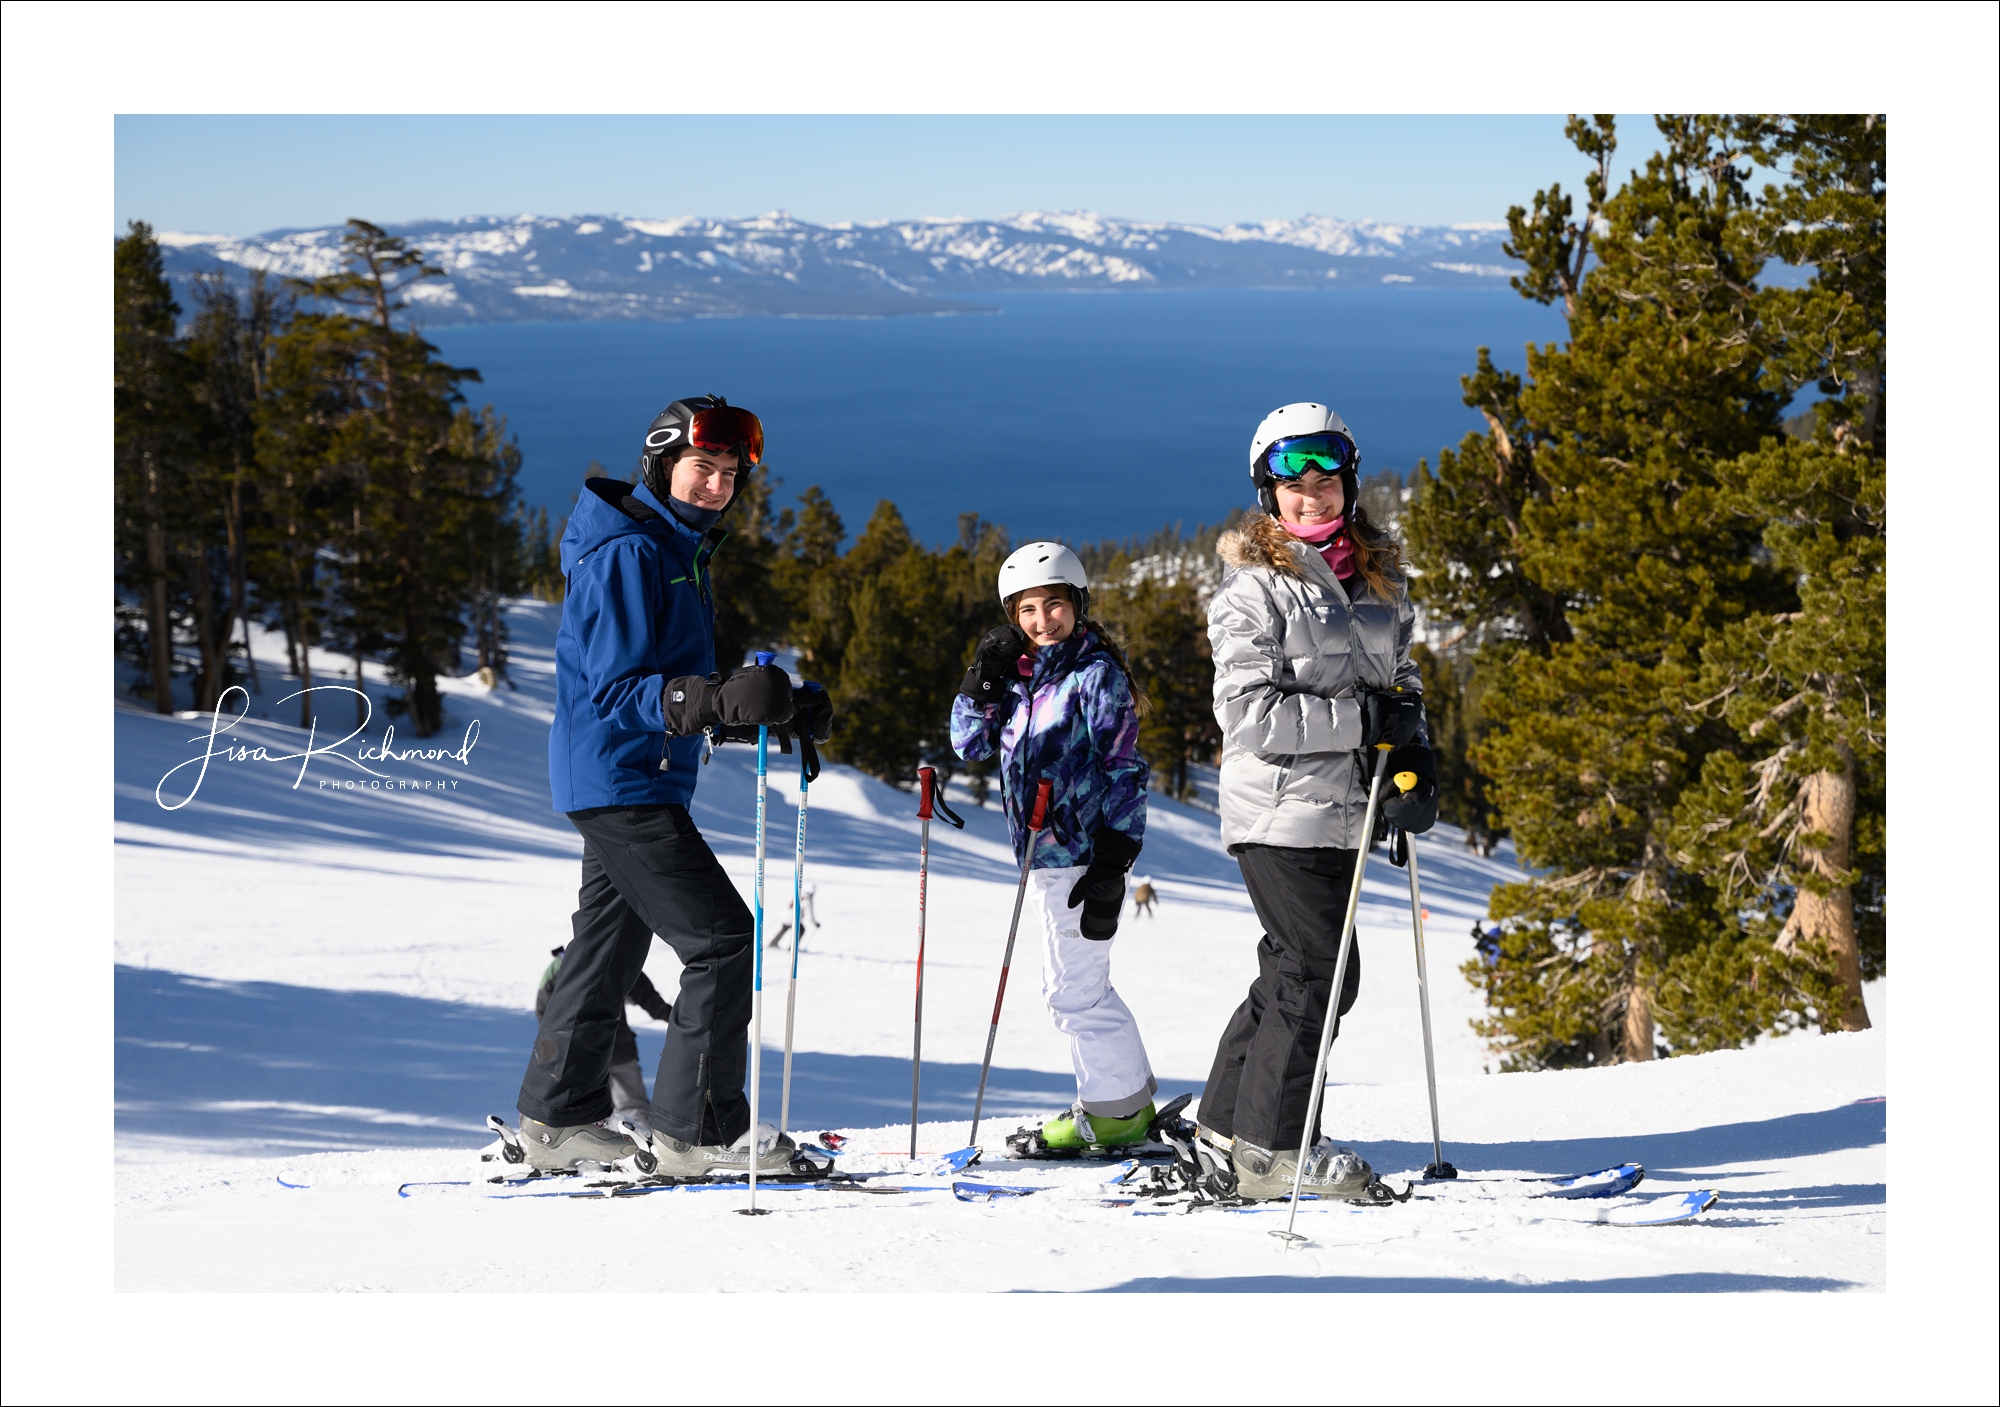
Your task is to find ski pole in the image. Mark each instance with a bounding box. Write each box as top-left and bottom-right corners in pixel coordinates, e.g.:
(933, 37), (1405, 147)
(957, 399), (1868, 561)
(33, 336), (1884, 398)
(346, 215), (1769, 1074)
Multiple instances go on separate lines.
(909, 765), (965, 1158)
(968, 778), (1052, 1148)
(739, 651), (777, 1218)
(778, 727), (813, 1138)
(1273, 743), (1393, 1248)
(1391, 773), (1456, 1180)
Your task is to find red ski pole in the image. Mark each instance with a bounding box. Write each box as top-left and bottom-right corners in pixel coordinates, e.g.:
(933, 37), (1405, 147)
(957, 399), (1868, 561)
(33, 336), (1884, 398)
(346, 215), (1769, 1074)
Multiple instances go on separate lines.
(968, 778), (1052, 1147)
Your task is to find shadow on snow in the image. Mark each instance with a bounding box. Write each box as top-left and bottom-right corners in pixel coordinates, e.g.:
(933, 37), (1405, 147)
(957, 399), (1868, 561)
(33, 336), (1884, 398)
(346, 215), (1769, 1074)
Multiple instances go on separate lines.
(116, 965), (1105, 1159)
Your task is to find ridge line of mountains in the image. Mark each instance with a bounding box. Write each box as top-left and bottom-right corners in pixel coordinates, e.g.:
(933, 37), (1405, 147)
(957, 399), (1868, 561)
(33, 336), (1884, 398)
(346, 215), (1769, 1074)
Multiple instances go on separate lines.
(153, 210), (1519, 323)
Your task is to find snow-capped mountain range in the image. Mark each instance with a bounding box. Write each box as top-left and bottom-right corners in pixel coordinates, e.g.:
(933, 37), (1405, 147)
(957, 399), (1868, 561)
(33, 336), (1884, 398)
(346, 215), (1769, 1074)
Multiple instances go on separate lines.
(154, 211), (1516, 323)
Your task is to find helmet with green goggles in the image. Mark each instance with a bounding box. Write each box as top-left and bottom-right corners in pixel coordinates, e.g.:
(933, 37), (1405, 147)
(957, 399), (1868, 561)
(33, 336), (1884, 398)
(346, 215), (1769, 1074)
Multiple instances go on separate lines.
(1246, 403), (1362, 518)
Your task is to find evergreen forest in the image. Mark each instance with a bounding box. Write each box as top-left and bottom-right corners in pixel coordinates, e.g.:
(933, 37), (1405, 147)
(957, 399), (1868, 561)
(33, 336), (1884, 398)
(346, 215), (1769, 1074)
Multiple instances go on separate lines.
(114, 113), (1884, 1066)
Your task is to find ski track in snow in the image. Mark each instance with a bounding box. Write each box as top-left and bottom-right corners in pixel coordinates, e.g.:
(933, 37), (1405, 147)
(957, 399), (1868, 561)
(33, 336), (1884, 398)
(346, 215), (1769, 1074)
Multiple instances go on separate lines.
(114, 600), (1886, 1292)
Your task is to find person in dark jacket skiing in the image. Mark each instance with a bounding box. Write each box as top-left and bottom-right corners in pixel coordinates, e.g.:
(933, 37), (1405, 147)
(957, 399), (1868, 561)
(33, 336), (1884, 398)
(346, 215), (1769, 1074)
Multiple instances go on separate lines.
(533, 946), (674, 1132)
(1192, 402), (1439, 1201)
(515, 395), (833, 1175)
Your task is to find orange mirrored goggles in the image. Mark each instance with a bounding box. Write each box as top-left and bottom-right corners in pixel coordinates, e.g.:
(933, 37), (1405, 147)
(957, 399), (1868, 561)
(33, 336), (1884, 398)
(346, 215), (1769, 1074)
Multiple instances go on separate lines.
(689, 405), (764, 467)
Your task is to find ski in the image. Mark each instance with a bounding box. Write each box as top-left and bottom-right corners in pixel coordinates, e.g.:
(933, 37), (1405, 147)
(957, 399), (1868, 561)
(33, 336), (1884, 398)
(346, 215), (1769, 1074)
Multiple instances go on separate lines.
(1589, 1189), (1718, 1226)
(951, 1180), (1045, 1202)
(1410, 1163), (1646, 1199)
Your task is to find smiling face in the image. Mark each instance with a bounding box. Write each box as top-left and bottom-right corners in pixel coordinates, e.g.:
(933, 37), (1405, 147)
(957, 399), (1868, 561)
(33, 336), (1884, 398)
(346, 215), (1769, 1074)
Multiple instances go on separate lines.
(1012, 586), (1076, 651)
(1273, 467), (1345, 527)
(668, 448), (739, 511)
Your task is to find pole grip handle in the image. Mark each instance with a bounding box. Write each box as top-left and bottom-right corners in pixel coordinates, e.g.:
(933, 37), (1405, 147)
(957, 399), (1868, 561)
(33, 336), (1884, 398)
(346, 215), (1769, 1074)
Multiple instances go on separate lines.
(1029, 779), (1052, 830)
(755, 650), (776, 666)
(917, 765), (936, 819)
(1394, 770), (1418, 793)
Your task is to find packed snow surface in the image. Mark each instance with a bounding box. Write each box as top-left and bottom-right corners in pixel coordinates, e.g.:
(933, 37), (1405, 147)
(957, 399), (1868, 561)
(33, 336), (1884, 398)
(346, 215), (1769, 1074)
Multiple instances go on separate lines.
(115, 601), (1885, 1292)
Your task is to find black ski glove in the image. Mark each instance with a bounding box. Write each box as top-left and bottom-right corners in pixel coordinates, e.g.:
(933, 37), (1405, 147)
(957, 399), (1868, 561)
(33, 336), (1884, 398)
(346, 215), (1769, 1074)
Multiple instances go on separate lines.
(1358, 685), (1424, 751)
(1068, 827), (1143, 940)
(662, 663), (795, 736)
(792, 681), (834, 743)
(1381, 743), (1439, 835)
(960, 625), (1028, 704)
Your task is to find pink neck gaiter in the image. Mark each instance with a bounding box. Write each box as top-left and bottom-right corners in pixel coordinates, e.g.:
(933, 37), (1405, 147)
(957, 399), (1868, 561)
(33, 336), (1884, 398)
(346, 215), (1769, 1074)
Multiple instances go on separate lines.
(1280, 515), (1355, 578)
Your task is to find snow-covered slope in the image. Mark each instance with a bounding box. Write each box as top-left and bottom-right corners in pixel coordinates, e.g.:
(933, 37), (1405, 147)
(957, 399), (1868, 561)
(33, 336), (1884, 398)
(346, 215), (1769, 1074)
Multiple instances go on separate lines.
(113, 601), (1885, 1291)
(152, 211), (1517, 324)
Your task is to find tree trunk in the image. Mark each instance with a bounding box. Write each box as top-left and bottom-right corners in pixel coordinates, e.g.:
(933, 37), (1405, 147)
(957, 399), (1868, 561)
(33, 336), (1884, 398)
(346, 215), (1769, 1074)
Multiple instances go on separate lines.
(228, 459), (259, 692)
(184, 550), (224, 712)
(1621, 982), (1655, 1061)
(1783, 743), (1870, 1032)
(143, 452), (175, 712)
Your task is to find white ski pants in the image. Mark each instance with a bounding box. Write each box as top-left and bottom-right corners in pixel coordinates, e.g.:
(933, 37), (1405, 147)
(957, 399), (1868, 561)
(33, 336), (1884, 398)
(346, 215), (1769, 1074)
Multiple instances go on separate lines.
(1029, 865), (1158, 1119)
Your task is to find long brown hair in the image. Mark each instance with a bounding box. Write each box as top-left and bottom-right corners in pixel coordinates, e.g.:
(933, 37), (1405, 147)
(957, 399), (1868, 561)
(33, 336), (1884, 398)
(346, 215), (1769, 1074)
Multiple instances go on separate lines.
(1003, 584), (1149, 715)
(1341, 501), (1407, 601)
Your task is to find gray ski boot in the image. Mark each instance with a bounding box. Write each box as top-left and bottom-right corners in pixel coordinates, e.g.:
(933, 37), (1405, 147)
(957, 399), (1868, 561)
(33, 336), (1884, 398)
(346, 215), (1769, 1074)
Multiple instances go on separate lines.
(517, 1115), (652, 1171)
(1231, 1136), (1374, 1201)
(649, 1122), (800, 1179)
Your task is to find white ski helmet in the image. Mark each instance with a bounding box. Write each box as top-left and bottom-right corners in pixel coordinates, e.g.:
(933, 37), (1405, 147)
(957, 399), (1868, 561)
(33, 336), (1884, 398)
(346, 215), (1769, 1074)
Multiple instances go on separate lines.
(997, 541), (1090, 619)
(1247, 402), (1361, 517)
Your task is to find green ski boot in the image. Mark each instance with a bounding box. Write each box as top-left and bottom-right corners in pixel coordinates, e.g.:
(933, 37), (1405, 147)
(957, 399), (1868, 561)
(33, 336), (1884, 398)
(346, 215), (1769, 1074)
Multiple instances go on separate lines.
(1008, 1102), (1158, 1159)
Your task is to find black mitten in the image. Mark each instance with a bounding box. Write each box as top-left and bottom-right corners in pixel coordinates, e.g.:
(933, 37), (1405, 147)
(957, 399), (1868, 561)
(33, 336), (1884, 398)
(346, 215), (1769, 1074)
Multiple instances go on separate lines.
(1068, 827), (1142, 940)
(663, 664), (795, 736)
(960, 625), (1028, 703)
(1381, 743), (1439, 835)
(1358, 686), (1425, 750)
(792, 681), (834, 743)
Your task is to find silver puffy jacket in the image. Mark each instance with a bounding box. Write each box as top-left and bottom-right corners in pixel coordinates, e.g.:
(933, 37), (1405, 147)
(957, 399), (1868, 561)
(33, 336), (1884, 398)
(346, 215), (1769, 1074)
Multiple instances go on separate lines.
(1208, 514), (1425, 851)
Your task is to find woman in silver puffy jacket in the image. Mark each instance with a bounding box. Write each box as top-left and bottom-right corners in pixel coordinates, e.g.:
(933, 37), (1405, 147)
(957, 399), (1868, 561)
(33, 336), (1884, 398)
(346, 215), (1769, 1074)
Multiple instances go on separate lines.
(1192, 402), (1438, 1201)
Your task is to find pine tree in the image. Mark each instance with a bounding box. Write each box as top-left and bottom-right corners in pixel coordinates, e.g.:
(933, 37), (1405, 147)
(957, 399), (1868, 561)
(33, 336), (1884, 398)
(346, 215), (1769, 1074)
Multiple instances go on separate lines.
(1671, 116), (1887, 1034)
(114, 222), (201, 712)
(777, 486), (850, 684)
(710, 465), (790, 672)
(1407, 117), (1817, 1068)
(287, 219), (519, 736)
(185, 268), (288, 700)
(824, 501), (953, 786)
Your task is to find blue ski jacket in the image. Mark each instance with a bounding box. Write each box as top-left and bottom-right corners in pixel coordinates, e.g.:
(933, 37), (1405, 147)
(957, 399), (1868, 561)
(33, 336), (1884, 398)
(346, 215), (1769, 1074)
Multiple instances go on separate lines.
(548, 477), (724, 812)
(949, 627), (1148, 869)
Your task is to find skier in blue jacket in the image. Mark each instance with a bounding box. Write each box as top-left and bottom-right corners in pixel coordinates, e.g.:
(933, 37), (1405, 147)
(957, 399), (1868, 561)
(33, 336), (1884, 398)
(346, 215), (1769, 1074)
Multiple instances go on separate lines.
(515, 396), (833, 1175)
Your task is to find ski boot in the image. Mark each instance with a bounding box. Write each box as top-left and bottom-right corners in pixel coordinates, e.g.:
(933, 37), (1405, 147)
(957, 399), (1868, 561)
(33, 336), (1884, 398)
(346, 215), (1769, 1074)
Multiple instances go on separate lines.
(1006, 1093), (1192, 1160)
(1230, 1137), (1375, 1202)
(647, 1123), (815, 1180)
(517, 1115), (657, 1173)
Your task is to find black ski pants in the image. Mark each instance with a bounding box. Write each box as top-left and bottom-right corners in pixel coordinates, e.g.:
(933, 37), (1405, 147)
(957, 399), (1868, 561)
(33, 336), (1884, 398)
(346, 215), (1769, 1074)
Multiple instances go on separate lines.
(1199, 844), (1363, 1152)
(516, 805), (754, 1144)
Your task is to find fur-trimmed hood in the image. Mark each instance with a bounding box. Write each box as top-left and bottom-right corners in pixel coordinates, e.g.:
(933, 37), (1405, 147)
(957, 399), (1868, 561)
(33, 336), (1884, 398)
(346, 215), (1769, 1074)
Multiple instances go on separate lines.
(1215, 512), (1311, 578)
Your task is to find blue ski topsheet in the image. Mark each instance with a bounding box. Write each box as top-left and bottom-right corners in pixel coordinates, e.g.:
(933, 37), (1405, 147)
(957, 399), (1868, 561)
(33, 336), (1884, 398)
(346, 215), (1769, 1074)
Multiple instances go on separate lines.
(952, 1180), (1044, 1202)
(1594, 1189), (1717, 1225)
(1532, 1163), (1645, 1198)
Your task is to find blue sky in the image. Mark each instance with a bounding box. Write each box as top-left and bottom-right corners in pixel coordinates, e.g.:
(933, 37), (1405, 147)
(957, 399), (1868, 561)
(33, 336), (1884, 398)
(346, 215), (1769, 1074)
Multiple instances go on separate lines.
(114, 114), (1667, 235)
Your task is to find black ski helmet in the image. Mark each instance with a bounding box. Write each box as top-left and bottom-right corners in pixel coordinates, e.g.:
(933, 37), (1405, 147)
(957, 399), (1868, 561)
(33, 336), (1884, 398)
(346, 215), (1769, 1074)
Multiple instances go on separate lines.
(637, 394), (764, 501)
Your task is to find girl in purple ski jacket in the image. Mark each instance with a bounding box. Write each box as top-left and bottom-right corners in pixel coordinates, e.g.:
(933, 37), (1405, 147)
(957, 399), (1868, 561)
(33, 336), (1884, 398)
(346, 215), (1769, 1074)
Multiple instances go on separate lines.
(948, 542), (1158, 1153)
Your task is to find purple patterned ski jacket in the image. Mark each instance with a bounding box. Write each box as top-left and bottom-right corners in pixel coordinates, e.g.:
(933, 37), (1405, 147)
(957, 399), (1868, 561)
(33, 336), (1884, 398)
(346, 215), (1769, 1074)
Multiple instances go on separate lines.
(949, 627), (1148, 870)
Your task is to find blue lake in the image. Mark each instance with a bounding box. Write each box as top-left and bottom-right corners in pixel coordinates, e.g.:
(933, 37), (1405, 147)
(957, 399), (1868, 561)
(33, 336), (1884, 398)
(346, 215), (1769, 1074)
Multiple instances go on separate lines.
(428, 287), (1566, 547)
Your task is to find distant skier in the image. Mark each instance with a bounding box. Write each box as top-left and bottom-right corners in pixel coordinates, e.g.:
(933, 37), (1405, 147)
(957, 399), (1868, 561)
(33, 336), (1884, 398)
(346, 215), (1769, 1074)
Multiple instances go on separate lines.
(952, 543), (1156, 1154)
(768, 879), (819, 950)
(533, 946), (673, 1132)
(515, 395), (834, 1174)
(1473, 922), (1502, 968)
(1192, 403), (1439, 1201)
